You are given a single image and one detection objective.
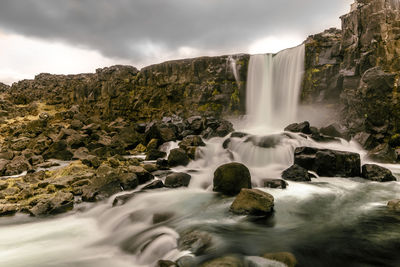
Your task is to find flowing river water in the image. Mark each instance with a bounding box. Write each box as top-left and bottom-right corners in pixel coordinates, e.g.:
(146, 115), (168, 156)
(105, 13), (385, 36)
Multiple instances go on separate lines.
(0, 45), (399, 267)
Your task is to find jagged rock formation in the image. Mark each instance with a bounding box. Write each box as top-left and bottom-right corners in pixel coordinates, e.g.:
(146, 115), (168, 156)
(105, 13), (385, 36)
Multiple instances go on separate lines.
(0, 82), (9, 92)
(302, 0), (400, 158)
(7, 55), (249, 122)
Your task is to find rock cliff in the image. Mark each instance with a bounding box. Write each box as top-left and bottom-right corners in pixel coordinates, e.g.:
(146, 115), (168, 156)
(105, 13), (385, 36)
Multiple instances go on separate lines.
(302, 0), (400, 160)
(7, 55), (249, 122)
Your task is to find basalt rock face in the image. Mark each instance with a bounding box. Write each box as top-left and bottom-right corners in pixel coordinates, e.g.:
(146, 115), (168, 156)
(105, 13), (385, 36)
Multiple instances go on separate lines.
(7, 55), (249, 122)
(302, 28), (343, 104)
(302, 0), (400, 158)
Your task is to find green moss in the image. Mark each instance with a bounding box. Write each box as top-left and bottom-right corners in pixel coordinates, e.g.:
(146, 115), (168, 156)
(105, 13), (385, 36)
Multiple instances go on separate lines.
(229, 88), (240, 110)
(198, 103), (223, 113)
(207, 80), (216, 86)
(236, 60), (245, 66)
(212, 89), (220, 96)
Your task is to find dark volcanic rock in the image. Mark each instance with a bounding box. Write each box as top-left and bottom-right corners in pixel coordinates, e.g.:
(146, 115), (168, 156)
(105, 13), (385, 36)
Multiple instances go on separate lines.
(164, 172), (191, 188)
(168, 148), (190, 167)
(282, 164), (311, 182)
(142, 180), (164, 190)
(213, 162), (251, 196)
(361, 164), (397, 182)
(294, 147), (361, 177)
(29, 191), (74, 216)
(367, 143), (397, 163)
(319, 123), (349, 140)
(146, 149), (167, 161)
(42, 140), (73, 161)
(284, 121), (312, 134)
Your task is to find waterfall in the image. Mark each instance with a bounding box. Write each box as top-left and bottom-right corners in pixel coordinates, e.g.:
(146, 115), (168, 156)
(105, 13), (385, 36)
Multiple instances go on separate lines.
(227, 55), (240, 85)
(246, 44), (305, 131)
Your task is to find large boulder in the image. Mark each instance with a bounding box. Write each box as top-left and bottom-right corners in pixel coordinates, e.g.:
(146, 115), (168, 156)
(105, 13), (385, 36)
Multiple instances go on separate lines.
(281, 164), (311, 182)
(164, 172), (191, 188)
(213, 162), (251, 196)
(294, 147), (361, 177)
(178, 230), (214, 256)
(167, 148), (190, 167)
(230, 189), (274, 216)
(361, 164), (397, 182)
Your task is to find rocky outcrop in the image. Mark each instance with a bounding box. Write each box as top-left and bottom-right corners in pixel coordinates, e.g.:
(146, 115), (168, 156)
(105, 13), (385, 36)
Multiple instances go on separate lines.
(0, 82), (9, 92)
(302, 28), (343, 103)
(7, 55), (249, 122)
(302, 0), (400, 158)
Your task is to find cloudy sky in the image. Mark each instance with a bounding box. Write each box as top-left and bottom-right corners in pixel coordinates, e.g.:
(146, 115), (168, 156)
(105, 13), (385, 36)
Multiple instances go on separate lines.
(0, 0), (353, 85)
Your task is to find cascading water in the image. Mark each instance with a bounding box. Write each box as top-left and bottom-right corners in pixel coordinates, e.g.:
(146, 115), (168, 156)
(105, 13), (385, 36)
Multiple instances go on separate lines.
(246, 44), (305, 130)
(0, 43), (399, 267)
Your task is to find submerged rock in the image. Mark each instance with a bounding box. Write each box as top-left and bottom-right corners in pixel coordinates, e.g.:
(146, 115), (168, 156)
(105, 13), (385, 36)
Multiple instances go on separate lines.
(245, 256), (287, 267)
(153, 211), (175, 224)
(361, 164), (397, 182)
(178, 230), (214, 256)
(200, 255), (244, 267)
(281, 164), (311, 182)
(263, 178), (288, 189)
(142, 180), (164, 190)
(213, 162), (251, 196)
(261, 252), (297, 267)
(387, 199), (400, 211)
(245, 134), (286, 148)
(230, 189), (274, 216)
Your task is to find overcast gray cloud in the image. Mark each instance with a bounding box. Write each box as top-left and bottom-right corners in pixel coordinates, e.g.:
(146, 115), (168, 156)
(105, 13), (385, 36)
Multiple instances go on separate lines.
(0, 0), (353, 64)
